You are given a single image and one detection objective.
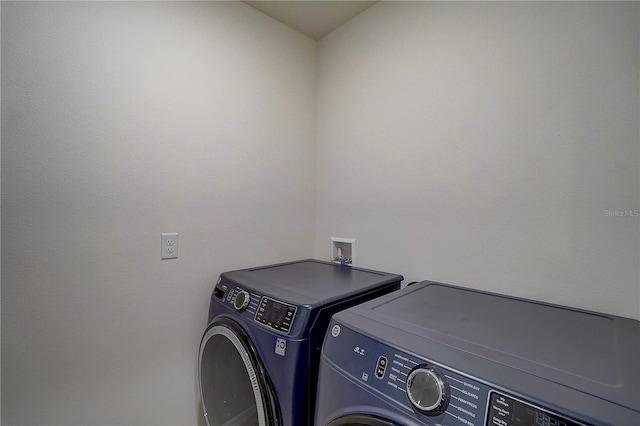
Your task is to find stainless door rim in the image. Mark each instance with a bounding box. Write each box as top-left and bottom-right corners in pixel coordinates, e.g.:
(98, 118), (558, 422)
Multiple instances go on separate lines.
(198, 318), (280, 426)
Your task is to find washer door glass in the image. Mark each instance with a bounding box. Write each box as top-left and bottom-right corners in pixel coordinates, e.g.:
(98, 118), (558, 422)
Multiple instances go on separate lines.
(327, 415), (400, 426)
(198, 319), (279, 426)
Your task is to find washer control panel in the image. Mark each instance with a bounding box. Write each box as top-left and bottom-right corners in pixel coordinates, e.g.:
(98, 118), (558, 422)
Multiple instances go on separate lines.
(224, 286), (261, 318)
(254, 296), (297, 334)
(214, 281), (297, 335)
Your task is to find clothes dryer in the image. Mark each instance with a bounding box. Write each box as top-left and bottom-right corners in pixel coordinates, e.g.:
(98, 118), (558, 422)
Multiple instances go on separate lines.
(315, 281), (640, 426)
(198, 259), (403, 426)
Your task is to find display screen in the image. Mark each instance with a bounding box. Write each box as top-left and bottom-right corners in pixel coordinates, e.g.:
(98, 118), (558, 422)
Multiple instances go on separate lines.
(487, 392), (583, 426)
(254, 296), (296, 333)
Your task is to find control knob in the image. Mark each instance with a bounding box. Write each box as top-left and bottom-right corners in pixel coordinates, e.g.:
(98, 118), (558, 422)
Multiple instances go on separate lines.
(233, 290), (250, 312)
(406, 364), (449, 416)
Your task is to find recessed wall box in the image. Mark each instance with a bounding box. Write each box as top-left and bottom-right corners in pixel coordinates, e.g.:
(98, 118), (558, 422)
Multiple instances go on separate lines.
(331, 237), (355, 266)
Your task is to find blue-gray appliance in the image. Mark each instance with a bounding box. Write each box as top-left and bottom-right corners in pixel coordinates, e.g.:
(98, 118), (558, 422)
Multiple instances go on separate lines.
(197, 259), (403, 426)
(315, 281), (640, 426)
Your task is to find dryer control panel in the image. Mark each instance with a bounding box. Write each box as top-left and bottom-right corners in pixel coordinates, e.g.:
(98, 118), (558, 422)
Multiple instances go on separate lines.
(324, 319), (586, 426)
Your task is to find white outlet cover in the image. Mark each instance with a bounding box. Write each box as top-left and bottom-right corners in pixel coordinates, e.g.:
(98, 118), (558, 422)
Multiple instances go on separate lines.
(161, 233), (178, 259)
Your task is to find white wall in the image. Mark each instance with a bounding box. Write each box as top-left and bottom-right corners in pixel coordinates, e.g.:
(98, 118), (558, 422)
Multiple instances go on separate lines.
(3, 2), (639, 426)
(315, 2), (640, 319)
(1, 2), (316, 425)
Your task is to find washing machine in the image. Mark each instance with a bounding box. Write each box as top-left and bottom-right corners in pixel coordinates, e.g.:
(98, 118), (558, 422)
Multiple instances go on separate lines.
(315, 281), (640, 426)
(197, 259), (403, 426)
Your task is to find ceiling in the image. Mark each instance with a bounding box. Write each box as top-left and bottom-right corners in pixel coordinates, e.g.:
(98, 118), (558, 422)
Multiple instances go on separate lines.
(244, 1), (377, 40)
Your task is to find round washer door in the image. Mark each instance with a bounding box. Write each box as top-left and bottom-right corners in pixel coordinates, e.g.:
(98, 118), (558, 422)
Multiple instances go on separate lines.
(327, 415), (400, 426)
(198, 318), (280, 426)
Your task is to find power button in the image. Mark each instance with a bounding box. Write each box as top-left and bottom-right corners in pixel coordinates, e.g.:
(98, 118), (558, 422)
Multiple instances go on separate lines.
(375, 356), (388, 379)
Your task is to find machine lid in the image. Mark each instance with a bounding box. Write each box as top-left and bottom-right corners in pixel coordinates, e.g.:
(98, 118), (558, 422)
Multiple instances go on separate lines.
(333, 281), (640, 412)
(221, 259), (403, 306)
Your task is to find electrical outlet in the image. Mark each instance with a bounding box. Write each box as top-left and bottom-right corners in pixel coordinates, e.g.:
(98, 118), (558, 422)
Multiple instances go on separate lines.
(161, 233), (178, 260)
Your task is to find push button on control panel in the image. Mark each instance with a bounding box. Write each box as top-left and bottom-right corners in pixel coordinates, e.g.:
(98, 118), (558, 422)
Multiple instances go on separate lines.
(375, 356), (388, 379)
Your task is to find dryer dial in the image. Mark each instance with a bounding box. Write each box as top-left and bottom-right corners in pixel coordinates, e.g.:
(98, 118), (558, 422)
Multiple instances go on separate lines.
(406, 364), (449, 416)
(233, 290), (251, 312)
